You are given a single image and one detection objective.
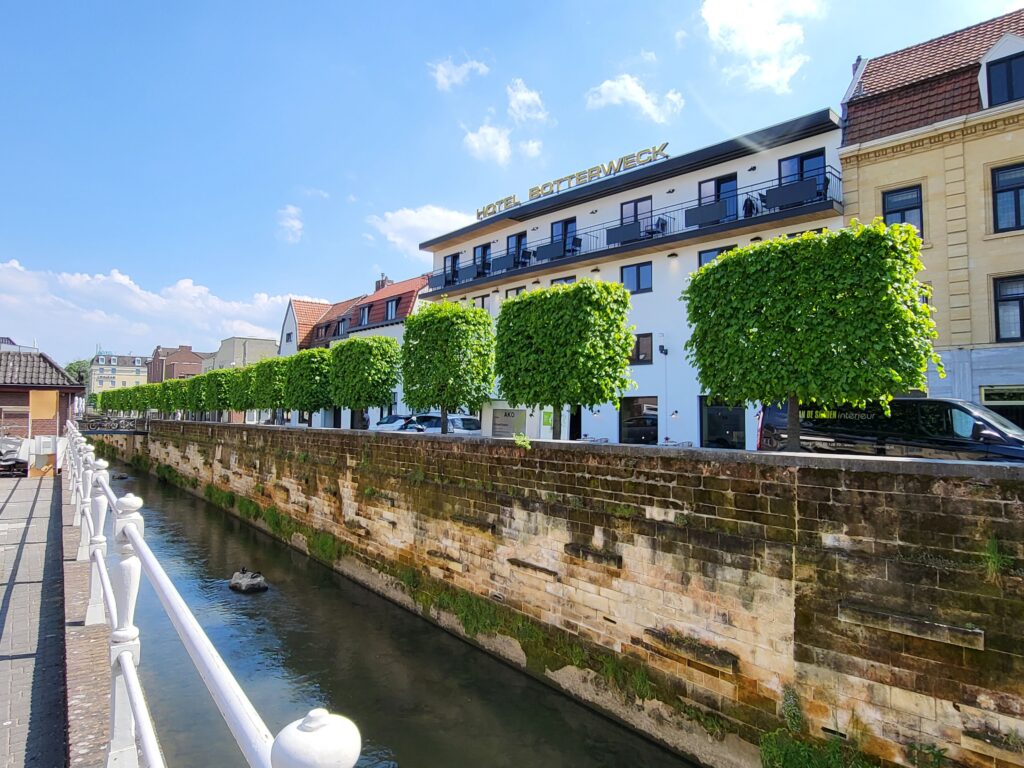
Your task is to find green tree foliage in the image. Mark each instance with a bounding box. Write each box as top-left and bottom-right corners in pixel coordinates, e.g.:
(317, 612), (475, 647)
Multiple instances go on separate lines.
(202, 369), (233, 413)
(186, 374), (208, 413)
(283, 348), (333, 414)
(401, 300), (495, 433)
(682, 220), (941, 451)
(225, 366), (255, 412)
(329, 336), (401, 419)
(64, 359), (90, 384)
(163, 378), (188, 413)
(496, 279), (635, 439)
(251, 357), (288, 411)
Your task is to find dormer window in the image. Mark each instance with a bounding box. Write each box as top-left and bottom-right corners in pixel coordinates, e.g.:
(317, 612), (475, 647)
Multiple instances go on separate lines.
(385, 298), (399, 321)
(97, 356), (105, 365)
(988, 51), (1024, 107)
(337, 319), (346, 336)
(360, 306), (370, 325)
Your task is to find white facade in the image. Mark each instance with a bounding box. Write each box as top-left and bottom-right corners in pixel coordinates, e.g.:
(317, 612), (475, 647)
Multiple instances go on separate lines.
(420, 110), (845, 448)
(204, 337), (279, 372)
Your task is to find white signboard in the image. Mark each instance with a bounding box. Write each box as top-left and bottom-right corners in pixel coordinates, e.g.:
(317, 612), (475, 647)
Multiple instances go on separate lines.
(492, 409), (527, 438)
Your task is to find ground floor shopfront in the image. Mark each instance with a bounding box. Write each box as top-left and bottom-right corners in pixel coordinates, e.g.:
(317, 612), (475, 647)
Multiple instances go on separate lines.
(927, 344), (1024, 428)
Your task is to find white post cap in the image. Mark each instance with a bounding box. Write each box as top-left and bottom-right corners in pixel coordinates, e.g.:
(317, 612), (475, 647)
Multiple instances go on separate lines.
(271, 708), (361, 768)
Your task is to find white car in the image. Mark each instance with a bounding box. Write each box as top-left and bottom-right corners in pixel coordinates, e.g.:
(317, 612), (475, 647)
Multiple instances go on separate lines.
(396, 413), (482, 435)
(369, 414), (411, 431)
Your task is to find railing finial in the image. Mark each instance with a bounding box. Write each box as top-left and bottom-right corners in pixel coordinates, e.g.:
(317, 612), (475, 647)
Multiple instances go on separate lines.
(271, 708), (362, 768)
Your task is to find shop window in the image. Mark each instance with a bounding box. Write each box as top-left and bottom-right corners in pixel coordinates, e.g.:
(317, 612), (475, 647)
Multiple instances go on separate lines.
(620, 396), (658, 445)
(700, 397), (746, 449)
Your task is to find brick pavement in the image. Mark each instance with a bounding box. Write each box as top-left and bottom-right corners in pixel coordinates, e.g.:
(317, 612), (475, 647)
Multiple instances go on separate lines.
(0, 476), (68, 768)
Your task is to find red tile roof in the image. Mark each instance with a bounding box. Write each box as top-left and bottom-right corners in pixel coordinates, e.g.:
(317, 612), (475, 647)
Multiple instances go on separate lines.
(308, 295), (366, 347)
(346, 275), (428, 330)
(844, 10), (1024, 145)
(290, 299), (332, 348)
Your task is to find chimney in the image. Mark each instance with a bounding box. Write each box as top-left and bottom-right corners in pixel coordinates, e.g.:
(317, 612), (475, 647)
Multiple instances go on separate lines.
(852, 55), (862, 76)
(181, 345), (192, 352)
(375, 273), (393, 292)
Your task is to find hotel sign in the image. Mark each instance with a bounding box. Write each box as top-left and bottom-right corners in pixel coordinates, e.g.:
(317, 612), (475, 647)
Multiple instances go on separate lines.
(476, 142), (670, 220)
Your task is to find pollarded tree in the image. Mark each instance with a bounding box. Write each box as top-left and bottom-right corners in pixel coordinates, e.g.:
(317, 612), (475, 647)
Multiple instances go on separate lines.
(163, 378), (188, 417)
(682, 219), (942, 452)
(496, 279), (635, 440)
(251, 357), (288, 414)
(401, 300), (495, 434)
(329, 336), (401, 428)
(203, 369), (234, 418)
(283, 348), (333, 417)
(186, 373), (208, 416)
(225, 366), (256, 413)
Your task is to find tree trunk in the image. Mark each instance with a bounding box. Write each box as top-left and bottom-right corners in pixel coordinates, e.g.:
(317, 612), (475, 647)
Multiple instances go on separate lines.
(551, 406), (562, 441)
(786, 394), (801, 452)
(441, 407), (449, 435)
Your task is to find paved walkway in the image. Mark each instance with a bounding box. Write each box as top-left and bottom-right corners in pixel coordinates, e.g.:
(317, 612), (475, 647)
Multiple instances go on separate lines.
(0, 476), (67, 768)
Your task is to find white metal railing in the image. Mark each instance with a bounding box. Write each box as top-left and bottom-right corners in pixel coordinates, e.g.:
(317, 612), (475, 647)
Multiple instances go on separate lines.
(63, 421), (362, 768)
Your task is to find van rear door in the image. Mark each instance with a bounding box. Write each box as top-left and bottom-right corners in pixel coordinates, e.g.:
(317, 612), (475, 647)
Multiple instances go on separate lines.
(883, 401), (991, 460)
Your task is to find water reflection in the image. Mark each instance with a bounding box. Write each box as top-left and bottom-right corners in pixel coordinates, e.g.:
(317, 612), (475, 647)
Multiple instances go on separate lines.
(106, 466), (695, 768)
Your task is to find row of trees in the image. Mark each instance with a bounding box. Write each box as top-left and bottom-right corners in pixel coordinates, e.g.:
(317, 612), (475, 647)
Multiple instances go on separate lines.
(99, 279), (637, 437)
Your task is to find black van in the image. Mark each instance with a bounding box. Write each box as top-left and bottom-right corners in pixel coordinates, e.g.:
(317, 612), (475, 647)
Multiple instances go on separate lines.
(757, 398), (1024, 462)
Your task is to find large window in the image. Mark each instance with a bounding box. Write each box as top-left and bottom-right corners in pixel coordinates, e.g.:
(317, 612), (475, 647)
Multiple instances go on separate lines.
(507, 232), (528, 261)
(473, 243), (491, 275)
(444, 253), (460, 282)
(698, 174), (737, 222)
(698, 244), (736, 268)
(620, 396), (658, 445)
(359, 306), (370, 326)
(993, 163), (1024, 233)
(996, 274), (1024, 342)
(630, 333), (653, 365)
(700, 396), (746, 449)
(385, 298), (399, 321)
(621, 196), (653, 229)
(551, 218), (577, 254)
(779, 149), (826, 195)
(474, 295), (490, 311)
(506, 286), (525, 298)
(621, 262), (652, 294)
(551, 276), (576, 286)
(988, 51), (1024, 107)
(883, 186), (923, 235)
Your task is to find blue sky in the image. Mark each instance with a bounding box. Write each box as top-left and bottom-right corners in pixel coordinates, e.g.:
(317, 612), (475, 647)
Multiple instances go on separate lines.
(1, 0), (1020, 362)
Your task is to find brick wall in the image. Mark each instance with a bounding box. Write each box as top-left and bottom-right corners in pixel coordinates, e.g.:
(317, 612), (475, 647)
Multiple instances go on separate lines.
(102, 422), (1024, 768)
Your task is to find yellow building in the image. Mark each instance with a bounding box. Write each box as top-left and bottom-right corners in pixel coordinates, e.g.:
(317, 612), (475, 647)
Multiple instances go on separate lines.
(86, 351), (149, 404)
(840, 9), (1024, 427)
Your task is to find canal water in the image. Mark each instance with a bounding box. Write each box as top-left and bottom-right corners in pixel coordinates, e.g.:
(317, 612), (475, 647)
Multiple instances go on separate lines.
(105, 466), (698, 768)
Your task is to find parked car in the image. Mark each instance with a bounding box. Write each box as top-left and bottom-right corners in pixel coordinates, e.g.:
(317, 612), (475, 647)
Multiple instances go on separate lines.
(370, 414), (411, 431)
(397, 413), (482, 435)
(757, 397), (1024, 462)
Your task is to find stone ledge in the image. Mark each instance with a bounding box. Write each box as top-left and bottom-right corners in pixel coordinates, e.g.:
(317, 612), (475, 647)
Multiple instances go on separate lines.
(450, 513), (496, 534)
(962, 730), (1024, 766)
(564, 542), (622, 569)
(642, 628), (739, 675)
(838, 602), (984, 649)
(508, 558), (560, 581)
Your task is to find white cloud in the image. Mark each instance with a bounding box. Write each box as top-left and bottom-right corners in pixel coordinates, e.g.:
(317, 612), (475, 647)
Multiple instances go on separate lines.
(362, 232), (375, 242)
(519, 139), (542, 158)
(585, 74), (684, 124)
(700, 0), (823, 93)
(346, 193), (358, 204)
(301, 187), (330, 199)
(506, 78), (548, 123)
(462, 123), (512, 165)
(276, 204), (303, 244)
(674, 29), (688, 47)
(367, 204), (474, 263)
(639, 49), (657, 63)
(429, 57), (489, 91)
(0, 258), (318, 363)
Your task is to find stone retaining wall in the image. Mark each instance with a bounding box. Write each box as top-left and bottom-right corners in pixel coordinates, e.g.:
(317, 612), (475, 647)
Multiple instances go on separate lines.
(97, 422), (1024, 768)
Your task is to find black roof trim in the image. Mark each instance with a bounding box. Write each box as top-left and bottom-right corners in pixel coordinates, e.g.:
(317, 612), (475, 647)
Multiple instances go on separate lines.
(420, 108), (840, 250)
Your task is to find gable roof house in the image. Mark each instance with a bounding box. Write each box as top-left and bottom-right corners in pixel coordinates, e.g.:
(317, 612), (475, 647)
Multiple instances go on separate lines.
(0, 350), (84, 439)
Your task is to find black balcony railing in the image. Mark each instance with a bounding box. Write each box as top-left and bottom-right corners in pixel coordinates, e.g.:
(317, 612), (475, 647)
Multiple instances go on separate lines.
(426, 166), (842, 292)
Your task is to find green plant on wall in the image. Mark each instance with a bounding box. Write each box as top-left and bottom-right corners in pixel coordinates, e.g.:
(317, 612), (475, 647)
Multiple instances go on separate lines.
(682, 219), (942, 451)
(401, 300), (495, 434)
(496, 279), (635, 440)
(329, 336), (400, 424)
(981, 535), (1013, 584)
(283, 348), (333, 415)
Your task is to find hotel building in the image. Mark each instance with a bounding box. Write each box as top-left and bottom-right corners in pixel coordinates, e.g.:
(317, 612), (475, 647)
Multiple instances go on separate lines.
(87, 351), (149, 403)
(419, 109), (845, 446)
(840, 9), (1024, 428)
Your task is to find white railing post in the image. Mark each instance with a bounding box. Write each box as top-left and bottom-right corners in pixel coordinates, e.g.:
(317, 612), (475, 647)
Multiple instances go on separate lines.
(108, 493), (144, 768)
(271, 709), (361, 768)
(71, 435), (86, 525)
(85, 458), (111, 626)
(77, 448), (96, 561)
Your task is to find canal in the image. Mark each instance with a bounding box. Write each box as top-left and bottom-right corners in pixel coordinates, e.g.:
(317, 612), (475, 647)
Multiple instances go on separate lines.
(105, 465), (698, 768)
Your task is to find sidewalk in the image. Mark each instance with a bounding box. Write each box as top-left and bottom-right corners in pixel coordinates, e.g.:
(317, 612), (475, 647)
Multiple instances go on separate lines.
(0, 476), (68, 768)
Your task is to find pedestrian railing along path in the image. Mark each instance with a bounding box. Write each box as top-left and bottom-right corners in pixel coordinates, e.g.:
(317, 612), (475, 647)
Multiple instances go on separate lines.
(64, 421), (362, 768)
(76, 416), (149, 436)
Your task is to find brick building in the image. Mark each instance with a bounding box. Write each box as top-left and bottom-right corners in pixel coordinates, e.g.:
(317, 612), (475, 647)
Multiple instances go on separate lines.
(146, 344), (211, 383)
(0, 350), (83, 438)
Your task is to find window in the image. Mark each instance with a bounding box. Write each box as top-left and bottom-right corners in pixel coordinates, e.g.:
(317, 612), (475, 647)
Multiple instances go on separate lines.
(111, 357), (118, 366)
(551, 217), (577, 254)
(444, 253), (460, 283)
(135, 368), (141, 375)
(698, 174), (738, 222)
(620, 396), (658, 445)
(883, 186), (923, 235)
(996, 275), (1024, 341)
(285, 332), (293, 343)
(359, 306), (370, 325)
(993, 163), (1024, 232)
(385, 298), (399, 321)
(337, 319), (346, 336)
(698, 244), (736, 267)
(121, 381), (126, 387)
(988, 51), (1024, 107)
(97, 356), (105, 365)
(630, 333), (653, 365)
(134, 357), (141, 366)
(507, 232), (528, 261)
(779, 149), (825, 184)
(621, 262), (653, 294)
(551, 276), (576, 286)
(474, 295), (490, 311)
(506, 286), (526, 298)
(621, 196), (653, 229)
(315, 325), (326, 339)
(473, 243), (491, 275)
(700, 396), (746, 449)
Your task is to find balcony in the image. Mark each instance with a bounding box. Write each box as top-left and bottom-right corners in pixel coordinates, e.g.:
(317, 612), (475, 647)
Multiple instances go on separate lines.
(424, 166), (842, 294)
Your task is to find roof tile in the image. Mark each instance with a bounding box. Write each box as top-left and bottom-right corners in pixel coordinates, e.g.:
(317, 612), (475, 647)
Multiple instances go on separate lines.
(0, 351), (82, 388)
